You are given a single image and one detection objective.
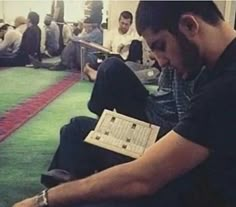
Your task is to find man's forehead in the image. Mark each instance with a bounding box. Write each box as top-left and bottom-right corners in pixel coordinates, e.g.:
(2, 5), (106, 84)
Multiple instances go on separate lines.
(119, 17), (131, 24)
(142, 29), (168, 47)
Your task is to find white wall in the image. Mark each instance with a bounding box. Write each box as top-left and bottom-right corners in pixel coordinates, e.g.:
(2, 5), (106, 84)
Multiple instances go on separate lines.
(1, 0), (86, 26)
(215, 0), (236, 27)
(1, 1), (235, 29)
(0, 0), (4, 19)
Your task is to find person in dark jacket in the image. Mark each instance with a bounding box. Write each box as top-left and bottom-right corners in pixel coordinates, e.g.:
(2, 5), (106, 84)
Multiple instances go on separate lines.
(20, 11), (41, 61)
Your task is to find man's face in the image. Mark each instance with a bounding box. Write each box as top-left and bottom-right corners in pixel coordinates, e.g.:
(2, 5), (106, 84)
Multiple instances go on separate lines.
(143, 29), (202, 80)
(118, 16), (131, 34)
(44, 16), (52, 26)
(84, 24), (93, 33)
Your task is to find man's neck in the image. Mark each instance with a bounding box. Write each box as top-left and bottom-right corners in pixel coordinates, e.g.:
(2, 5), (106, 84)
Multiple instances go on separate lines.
(203, 22), (236, 69)
(118, 28), (128, 35)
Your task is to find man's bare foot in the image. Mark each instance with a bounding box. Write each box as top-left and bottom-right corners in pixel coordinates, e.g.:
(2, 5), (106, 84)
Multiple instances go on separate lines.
(83, 63), (98, 82)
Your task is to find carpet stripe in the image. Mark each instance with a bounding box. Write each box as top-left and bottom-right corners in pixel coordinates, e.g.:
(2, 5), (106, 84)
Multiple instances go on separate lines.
(0, 73), (80, 143)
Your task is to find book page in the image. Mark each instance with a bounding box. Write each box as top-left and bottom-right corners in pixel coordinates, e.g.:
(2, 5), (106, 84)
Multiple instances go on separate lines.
(85, 110), (160, 158)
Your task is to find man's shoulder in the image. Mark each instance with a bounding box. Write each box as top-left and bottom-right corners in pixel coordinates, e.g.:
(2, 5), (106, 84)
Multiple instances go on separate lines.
(108, 29), (117, 35)
(5, 29), (22, 38)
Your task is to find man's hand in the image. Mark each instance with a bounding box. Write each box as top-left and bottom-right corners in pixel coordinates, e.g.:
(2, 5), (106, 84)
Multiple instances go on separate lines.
(117, 44), (125, 53)
(12, 196), (37, 207)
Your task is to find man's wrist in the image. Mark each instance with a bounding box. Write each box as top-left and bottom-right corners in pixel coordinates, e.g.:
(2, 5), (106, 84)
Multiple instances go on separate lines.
(36, 189), (49, 207)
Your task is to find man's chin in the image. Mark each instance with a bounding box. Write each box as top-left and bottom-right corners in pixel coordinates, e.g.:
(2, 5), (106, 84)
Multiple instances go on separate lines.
(182, 70), (201, 81)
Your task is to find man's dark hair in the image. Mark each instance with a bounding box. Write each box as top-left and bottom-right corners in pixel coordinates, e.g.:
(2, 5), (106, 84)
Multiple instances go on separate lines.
(119, 11), (133, 24)
(0, 24), (10, 31)
(84, 17), (96, 24)
(136, 1), (224, 36)
(28, 11), (40, 25)
(84, 17), (97, 29)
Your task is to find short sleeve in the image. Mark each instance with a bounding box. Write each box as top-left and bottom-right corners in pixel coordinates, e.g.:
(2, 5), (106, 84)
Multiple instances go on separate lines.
(174, 75), (236, 155)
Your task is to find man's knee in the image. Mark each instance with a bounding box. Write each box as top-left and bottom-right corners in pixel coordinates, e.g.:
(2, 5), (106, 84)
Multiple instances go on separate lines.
(59, 116), (97, 142)
(98, 57), (126, 74)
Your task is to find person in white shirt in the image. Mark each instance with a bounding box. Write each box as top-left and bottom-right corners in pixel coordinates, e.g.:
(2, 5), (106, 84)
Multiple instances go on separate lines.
(103, 11), (138, 60)
(0, 23), (22, 56)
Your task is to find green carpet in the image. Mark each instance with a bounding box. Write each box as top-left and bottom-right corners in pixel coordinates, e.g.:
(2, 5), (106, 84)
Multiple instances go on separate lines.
(0, 68), (68, 114)
(0, 81), (94, 207)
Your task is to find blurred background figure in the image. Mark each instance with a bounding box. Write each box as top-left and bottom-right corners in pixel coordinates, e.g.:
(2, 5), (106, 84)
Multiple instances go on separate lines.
(41, 14), (60, 57)
(84, 0), (103, 26)
(0, 23), (22, 56)
(20, 11), (41, 61)
(51, 0), (65, 53)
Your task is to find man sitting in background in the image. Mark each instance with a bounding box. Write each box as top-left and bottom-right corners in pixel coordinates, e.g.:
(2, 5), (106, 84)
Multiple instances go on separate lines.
(0, 23), (22, 55)
(41, 14), (60, 57)
(0, 12), (41, 67)
(83, 11), (140, 80)
(0, 23), (23, 66)
(104, 11), (138, 60)
(20, 11), (41, 61)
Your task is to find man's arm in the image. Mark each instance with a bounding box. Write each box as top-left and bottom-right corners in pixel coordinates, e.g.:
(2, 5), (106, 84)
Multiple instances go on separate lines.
(0, 30), (15, 53)
(13, 131), (209, 207)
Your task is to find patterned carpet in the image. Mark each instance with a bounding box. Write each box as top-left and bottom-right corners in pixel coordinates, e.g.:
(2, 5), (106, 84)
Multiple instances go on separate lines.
(0, 73), (80, 142)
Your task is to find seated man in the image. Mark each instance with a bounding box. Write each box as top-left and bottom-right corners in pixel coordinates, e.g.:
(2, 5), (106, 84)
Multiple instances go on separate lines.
(14, 2), (236, 207)
(30, 17), (103, 71)
(104, 10), (139, 60)
(0, 23), (22, 56)
(83, 10), (140, 74)
(41, 14), (60, 57)
(0, 21), (27, 67)
(20, 11), (41, 61)
(84, 39), (161, 84)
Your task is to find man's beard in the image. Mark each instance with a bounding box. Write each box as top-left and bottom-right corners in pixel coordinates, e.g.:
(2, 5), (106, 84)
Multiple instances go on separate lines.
(177, 32), (203, 81)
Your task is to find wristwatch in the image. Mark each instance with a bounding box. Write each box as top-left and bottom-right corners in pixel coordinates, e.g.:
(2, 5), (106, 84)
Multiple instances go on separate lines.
(36, 189), (49, 207)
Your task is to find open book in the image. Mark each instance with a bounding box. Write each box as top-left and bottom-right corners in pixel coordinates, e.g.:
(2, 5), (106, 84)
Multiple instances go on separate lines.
(78, 39), (119, 55)
(84, 110), (160, 158)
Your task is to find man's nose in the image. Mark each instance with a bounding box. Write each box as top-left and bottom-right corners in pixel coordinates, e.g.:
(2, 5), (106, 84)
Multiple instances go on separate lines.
(155, 56), (169, 68)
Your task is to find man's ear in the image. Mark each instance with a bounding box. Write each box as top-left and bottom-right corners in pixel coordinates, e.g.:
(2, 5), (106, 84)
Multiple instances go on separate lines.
(178, 14), (199, 38)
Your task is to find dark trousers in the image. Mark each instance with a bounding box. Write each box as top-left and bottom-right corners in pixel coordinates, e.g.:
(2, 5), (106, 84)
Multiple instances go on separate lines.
(48, 58), (150, 176)
(88, 57), (149, 121)
(49, 58), (169, 176)
(0, 52), (29, 67)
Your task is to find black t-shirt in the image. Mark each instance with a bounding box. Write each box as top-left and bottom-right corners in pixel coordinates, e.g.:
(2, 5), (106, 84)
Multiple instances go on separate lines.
(174, 38), (236, 206)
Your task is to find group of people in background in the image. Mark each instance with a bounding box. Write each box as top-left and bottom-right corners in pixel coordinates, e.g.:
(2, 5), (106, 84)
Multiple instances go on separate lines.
(0, 0), (105, 68)
(0, 11), (41, 67)
(0, 0), (161, 90)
